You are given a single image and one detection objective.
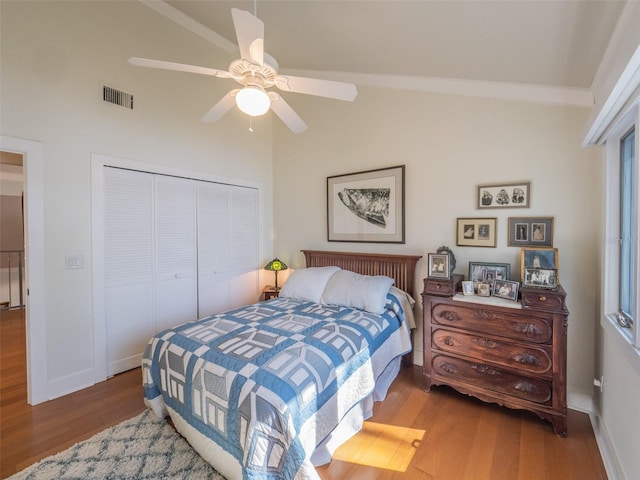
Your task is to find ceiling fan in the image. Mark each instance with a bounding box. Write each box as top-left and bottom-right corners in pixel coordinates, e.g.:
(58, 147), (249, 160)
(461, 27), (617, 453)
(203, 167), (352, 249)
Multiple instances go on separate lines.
(129, 8), (358, 133)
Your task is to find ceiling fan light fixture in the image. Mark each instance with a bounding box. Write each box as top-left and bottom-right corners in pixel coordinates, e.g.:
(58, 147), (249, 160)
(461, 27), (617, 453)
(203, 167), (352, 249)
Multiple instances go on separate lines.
(235, 85), (271, 116)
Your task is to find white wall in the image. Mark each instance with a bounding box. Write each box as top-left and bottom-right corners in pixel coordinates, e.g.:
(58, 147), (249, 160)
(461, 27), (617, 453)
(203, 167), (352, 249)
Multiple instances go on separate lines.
(273, 85), (601, 405)
(0, 1), (274, 398)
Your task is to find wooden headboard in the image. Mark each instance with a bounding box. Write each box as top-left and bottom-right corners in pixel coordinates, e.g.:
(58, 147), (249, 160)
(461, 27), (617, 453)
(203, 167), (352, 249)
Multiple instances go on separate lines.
(301, 250), (422, 294)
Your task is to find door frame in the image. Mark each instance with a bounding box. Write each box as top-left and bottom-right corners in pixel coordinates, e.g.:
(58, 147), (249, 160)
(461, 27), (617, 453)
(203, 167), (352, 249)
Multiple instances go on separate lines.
(1, 136), (46, 405)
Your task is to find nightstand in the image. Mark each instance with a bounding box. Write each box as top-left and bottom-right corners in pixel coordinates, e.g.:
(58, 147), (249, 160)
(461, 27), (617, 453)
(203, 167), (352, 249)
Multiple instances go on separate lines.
(262, 286), (280, 301)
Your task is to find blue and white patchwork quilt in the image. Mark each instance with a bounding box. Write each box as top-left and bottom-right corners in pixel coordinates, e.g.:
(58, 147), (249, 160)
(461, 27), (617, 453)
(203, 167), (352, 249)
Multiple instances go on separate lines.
(142, 295), (411, 480)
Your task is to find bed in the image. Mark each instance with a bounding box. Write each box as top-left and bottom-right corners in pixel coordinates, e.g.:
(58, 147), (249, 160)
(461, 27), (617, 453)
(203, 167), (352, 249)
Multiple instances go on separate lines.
(142, 250), (421, 480)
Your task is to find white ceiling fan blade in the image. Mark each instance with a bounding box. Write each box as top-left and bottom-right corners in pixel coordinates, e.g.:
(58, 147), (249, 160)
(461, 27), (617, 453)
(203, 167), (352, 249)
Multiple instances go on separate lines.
(201, 90), (239, 122)
(129, 57), (233, 79)
(231, 8), (264, 66)
(275, 75), (357, 101)
(269, 93), (308, 134)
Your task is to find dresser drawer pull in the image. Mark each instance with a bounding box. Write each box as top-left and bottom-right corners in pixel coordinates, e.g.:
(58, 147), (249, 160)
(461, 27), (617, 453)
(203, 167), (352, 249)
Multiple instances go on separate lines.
(471, 364), (499, 376)
(473, 337), (497, 348)
(538, 296), (547, 302)
(438, 361), (457, 374)
(513, 353), (538, 365)
(435, 283), (441, 289)
(514, 381), (538, 395)
(515, 323), (542, 335)
(438, 310), (460, 322)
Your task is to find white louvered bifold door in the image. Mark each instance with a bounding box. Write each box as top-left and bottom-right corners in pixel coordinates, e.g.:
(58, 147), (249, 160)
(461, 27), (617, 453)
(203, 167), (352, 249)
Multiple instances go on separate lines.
(228, 186), (259, 309)
(104, 168), (154, 376)
(197, 182), (231, 317)
(155, 176), (198, 332)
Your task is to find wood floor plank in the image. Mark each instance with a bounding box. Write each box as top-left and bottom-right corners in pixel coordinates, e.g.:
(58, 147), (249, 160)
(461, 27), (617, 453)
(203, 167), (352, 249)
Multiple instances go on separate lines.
(1, 309), (608, 480)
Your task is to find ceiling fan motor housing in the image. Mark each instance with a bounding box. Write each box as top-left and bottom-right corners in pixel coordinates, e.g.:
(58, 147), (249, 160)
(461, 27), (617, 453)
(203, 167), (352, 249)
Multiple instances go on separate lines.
(229, 58), (278, 89)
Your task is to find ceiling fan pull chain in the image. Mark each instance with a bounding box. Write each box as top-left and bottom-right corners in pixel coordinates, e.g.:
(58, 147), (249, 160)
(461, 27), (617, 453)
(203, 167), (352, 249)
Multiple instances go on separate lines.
(253, 0), (257, 17)
(249, 116), (254, 133)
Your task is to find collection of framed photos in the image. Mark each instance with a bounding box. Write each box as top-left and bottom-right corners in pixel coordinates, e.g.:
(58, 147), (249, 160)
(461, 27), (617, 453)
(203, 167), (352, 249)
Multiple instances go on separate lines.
(458, 246), (559, 301)
(429, 180), (559, 302)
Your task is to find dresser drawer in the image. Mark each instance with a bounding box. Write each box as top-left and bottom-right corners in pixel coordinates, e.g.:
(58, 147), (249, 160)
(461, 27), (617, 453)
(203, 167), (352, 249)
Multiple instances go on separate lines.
(431, 328), (552, 375)
(521, 287), (566, 311)
(431, 354), (552, 405)
(423, 274), (463, 297)
(431, 303), (552, 344)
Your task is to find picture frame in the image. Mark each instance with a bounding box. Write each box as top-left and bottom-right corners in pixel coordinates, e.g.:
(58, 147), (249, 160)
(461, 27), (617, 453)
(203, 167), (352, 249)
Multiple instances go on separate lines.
(462, 281), (475, 296)
(476, 282), (491, 297)
(468, 261), (511, 290)
(327, 165), (405, 243)
(520, 247), (559, 281)
(428, 253), (450, 279)
(508, 216), (554, 247)
(477, 181), (530, 209)
(523, 268), (558, 289)
(456, 217), (497, 247)
(492, 279), (520, 301)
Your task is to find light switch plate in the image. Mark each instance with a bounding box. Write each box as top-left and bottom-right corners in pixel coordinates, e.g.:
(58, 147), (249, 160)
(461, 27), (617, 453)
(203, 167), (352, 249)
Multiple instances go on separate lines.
(65, 255), (84, 269)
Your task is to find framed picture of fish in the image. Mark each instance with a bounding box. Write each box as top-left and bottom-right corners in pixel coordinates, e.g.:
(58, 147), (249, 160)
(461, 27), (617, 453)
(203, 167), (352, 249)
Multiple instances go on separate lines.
(327, 165), (405, 243)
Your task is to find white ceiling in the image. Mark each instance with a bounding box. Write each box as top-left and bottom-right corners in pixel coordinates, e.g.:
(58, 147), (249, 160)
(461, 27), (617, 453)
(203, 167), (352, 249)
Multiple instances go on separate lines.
(159, 0), (625, 93)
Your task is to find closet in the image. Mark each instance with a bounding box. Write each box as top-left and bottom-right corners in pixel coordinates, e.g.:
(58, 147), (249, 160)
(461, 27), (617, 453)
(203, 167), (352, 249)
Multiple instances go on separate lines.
(104, 167), (258, 376)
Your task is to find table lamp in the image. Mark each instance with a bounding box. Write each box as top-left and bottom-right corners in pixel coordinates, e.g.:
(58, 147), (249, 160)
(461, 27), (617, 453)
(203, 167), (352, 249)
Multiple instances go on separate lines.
(264, 258), (288, 289)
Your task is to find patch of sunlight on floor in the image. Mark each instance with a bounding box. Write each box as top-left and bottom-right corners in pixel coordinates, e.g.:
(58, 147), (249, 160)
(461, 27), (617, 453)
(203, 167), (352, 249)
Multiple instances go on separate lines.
(331, 421), (425, 472)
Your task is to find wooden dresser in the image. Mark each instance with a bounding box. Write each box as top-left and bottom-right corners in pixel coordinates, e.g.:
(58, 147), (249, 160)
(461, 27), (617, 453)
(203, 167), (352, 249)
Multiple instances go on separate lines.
(422, 284), (568, 436)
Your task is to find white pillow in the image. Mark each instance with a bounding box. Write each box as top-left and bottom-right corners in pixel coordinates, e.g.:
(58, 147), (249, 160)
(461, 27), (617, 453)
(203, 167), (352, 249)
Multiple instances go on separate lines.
(321, 270), (394, 314)
(279, 266), (341, 303)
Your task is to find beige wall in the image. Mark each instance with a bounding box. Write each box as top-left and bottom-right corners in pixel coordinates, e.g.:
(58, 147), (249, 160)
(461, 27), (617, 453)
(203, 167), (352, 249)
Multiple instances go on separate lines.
(1, 1), (273, 391)
(273, 85), (601, 403)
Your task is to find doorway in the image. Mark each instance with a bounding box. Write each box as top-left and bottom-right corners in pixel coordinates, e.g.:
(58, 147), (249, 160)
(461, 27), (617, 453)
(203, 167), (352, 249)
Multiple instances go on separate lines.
(0, 136), (46, 405)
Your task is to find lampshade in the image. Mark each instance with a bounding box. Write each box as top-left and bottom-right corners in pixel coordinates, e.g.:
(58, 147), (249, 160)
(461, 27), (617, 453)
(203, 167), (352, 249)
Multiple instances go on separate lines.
(264, 258), (288, 272)
(236, 86), (271, 116)
(264, 258), (288, 289)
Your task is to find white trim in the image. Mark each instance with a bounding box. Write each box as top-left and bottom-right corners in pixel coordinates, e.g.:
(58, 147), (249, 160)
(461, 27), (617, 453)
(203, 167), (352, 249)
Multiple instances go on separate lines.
(91, 153), (263, 384)
(0, 136), (47, 405)
(583, 45), (640, 146)
(567, 391), (593, 415)
(590, 409), (626, 480)
(280, 69), (594, 107)
(47, 367), (96, 400)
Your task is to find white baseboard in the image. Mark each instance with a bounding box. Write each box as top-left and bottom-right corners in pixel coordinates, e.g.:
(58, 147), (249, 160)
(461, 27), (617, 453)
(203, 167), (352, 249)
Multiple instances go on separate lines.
(589, 408), (626, 480)
(567, 390), (593, 413)
(47, 367), (96, 401)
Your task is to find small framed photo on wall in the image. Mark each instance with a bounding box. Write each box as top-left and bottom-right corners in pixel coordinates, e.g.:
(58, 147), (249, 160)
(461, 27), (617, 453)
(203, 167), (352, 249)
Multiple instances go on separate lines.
(508, 217), (554, 247)
(456, 218), (497, 247)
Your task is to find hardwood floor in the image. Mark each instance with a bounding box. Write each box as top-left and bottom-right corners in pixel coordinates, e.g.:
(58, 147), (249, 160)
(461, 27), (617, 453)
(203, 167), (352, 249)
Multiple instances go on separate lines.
(1, 308), (607, 479)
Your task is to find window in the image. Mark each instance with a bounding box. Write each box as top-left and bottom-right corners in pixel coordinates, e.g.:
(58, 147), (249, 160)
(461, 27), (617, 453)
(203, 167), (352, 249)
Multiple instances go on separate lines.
(604, 104), (639, 348)
(619, 128), (635, 326)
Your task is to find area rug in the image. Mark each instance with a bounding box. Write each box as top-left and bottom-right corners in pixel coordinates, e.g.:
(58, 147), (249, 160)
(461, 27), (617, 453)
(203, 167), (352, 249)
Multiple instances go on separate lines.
(8, 409), (227, 480)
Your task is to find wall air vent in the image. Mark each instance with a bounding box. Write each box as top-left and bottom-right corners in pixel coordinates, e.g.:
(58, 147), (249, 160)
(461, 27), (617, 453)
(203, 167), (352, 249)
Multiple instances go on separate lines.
(103, 85), (133, 109)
